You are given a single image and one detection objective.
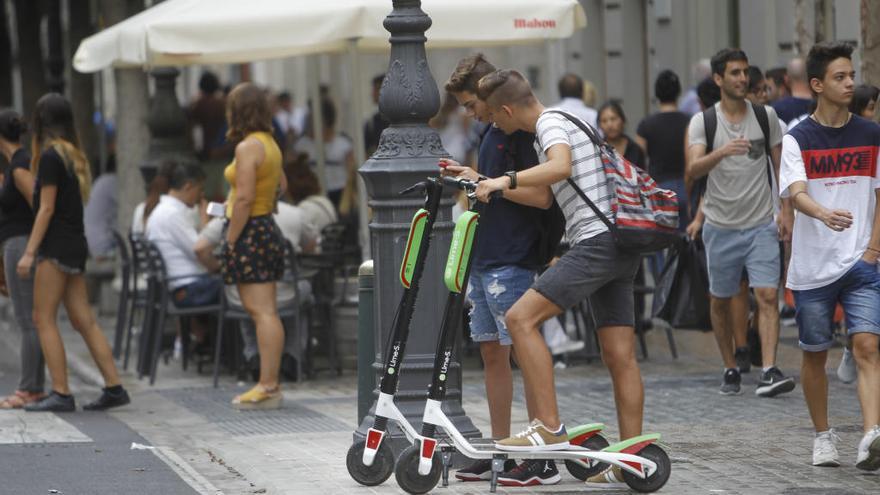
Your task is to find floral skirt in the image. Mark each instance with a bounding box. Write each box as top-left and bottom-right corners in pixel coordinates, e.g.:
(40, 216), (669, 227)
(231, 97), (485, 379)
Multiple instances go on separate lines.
(221, 215), (285, 285)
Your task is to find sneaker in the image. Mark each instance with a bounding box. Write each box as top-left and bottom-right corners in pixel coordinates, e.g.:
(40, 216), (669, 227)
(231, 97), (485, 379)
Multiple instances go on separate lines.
(856, 425), (880, 471)
(735, 347), (751, 373)
(495, 419), (568, 452)
(812, 429), (841, 467)
(719, 368), (742, 395)
(836, 347), (857, 384)
(454, 458), (516, 481)
(497, 460), (560, 487)
(23, 391), (76, 412)
(755, 367), (796, 397)
(543, 318), (585, 356)
(83, 387), (131, 411)
(583, 465), (627, 490)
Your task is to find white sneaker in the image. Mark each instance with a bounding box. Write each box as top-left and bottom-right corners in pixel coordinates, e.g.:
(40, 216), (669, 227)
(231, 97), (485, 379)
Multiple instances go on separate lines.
(543, 319), (585, 355)
(836, 347), (857, 384)
(812, 429), (840, 467)
(856, 425), (880, 471)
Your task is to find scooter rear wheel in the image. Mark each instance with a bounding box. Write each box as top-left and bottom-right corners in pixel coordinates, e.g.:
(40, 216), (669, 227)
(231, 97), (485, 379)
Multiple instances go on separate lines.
(622, 444), (671, 493)
(346, 439), (395, 486)
(394, 444), (442, 494)
(565, 433), (610, 480)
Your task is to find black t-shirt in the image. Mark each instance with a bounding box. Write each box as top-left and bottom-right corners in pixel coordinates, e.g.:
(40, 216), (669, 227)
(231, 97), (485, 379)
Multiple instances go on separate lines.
(471, 126), (543, 270)
(33, 147), (88, 269)
(636, 111), (690, 182)
(622, 135), (646, 170)
(772, 96), (812, 125)
(0, 148), (34, 244)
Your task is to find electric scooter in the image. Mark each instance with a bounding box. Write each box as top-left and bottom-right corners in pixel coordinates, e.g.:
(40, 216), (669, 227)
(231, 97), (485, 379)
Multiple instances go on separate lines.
(393, 176), (672, 494)
(346, 178), (445, 486)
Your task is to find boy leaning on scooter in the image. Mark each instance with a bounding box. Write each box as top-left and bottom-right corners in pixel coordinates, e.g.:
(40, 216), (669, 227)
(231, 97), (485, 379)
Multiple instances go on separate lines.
(473, 68), (648, 488)
(439, 54), (564, 486)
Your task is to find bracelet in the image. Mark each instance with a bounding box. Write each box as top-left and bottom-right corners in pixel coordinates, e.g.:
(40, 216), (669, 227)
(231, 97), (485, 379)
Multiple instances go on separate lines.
(867, 247), (880, 254)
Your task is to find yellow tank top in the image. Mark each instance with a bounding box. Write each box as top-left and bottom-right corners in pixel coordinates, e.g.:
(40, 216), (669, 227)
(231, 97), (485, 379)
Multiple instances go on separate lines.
(224, 131), (282, 217)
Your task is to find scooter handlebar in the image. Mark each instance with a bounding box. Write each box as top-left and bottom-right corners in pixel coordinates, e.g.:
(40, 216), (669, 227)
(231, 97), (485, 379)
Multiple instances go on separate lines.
(441, 176), (502, 199)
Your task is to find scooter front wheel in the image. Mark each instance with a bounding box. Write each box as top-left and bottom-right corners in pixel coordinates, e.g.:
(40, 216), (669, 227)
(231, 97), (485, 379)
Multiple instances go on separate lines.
(622, 444), (671, 493)
(346, 439), (395, 486)
(394, 444), (442, 494)
(565, 433), (610, 480)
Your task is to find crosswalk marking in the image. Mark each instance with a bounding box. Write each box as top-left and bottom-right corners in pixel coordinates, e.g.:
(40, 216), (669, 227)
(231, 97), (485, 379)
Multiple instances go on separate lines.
(0, 411), (92, 444)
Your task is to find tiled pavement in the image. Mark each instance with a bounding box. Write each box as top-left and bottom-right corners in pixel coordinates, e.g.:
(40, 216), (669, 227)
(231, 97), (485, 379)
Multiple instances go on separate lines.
(2, 301), (878, 494)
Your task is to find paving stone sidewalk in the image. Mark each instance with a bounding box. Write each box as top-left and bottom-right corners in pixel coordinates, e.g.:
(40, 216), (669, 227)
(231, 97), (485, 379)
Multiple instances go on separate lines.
(3, 300), (878, 494)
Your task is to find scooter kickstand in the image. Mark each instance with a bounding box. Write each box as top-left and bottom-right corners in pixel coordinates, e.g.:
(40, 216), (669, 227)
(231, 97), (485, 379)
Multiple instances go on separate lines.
(490, 454), (506, 493)
(440, 446), (453, 487)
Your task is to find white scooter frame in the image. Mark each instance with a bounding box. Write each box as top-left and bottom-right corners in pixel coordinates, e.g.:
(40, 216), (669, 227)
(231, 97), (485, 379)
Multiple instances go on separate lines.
(361, 392), (419, 466)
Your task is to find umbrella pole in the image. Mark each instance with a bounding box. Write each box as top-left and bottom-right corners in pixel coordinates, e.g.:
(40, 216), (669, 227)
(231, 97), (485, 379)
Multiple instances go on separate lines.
(307, 55), (327, 193)
(348, 39), (370, 260)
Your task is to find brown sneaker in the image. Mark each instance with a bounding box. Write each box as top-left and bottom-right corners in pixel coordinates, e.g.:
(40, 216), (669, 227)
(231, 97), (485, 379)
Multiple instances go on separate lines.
(495, 419), (568, 452)
(583, 466), (626, 490)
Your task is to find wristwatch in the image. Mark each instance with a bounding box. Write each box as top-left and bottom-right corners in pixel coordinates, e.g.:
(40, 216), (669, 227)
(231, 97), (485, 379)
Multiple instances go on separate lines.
(504, 171), (517, 189)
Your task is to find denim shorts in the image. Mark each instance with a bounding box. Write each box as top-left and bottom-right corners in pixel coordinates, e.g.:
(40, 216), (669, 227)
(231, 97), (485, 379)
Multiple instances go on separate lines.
(702, 220), (780, 298)
(467, 265), (536, 345)
(793, 259), (880, 352)
(532, 232), (640, 328)
(172, 275), (222, 308)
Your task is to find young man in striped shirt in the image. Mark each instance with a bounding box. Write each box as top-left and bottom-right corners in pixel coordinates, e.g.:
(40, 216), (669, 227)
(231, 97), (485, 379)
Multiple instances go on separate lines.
(474, 69), (645, 488)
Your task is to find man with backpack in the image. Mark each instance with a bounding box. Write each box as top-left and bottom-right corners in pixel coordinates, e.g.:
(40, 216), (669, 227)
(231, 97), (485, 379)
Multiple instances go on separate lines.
(473, 69), (655, 489)
(686, 48), (796, 397)
(779, 41), (880, 470)
(439, 54), (566, 486)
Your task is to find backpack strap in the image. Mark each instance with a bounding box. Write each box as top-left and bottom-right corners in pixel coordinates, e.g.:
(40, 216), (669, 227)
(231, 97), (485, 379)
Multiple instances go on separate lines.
(750, 102), (776, 196)
(703, 106), (717, 154)
(543, 110), (616, 233)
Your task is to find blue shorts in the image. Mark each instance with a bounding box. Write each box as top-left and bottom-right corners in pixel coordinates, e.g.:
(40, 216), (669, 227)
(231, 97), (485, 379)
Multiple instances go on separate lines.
(172, 275), (222, 308)
(703, 220), (780, 298)
(467, 265), (536, 346)
(793, 259), (880, 352)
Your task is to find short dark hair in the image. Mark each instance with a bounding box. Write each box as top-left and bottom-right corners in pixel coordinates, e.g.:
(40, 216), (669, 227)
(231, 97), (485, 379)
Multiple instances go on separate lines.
(199, 71), (220, 94)
(747, 65), (765, 93)
(598, 100), (627, 125)
(850, 84), (880, 116)
(445, 54), (496, 94)
(319, 98), (336, 129)
(476, 69), (535, 107)
(654, 70), (681, 103)
(710, 48), (749, 77)
(765, 67), (786, 87)
(278, 91), (292, 103)
(806, 41), (854, 90)
(168, 163), (206, 190)
(557, 73), (583, 99)
(0, 108), (26, 143)
(696, 77), (721, 108)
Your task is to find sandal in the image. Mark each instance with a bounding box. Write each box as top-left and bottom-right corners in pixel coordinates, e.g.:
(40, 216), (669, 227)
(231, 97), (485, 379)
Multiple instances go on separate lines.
(0, 390), (47, 409)
(232, 385), (282, 410)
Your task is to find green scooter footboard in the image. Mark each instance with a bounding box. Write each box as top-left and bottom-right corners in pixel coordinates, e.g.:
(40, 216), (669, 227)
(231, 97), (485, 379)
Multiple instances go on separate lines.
(400, 208), (429, 288)
(444, 211), (479, 293)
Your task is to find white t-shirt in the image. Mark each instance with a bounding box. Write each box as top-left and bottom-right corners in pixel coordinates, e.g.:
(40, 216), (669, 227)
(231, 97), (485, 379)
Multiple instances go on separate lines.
(144, 195), (205, 289)
(551, 98), (598, 129)
(779, 116), (880, 290)
(294, 134), (353, 193)
(534, 110), (611, 244)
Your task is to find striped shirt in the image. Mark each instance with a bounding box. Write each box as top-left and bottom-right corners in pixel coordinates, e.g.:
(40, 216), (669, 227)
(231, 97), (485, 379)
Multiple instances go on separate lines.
(533, 110), (612, 244)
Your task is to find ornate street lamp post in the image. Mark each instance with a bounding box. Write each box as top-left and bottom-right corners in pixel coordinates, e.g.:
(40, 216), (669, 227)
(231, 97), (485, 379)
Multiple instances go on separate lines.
(356, 0), (480, 450)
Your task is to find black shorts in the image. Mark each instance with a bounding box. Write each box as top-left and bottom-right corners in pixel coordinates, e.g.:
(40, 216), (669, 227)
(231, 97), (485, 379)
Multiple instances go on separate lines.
(221, 215), (284, 285)
(532, 232), (640, 328)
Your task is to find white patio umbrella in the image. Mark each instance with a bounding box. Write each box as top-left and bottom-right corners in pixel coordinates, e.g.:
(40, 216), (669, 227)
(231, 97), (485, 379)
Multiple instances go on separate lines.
(74, 0), (587, 258)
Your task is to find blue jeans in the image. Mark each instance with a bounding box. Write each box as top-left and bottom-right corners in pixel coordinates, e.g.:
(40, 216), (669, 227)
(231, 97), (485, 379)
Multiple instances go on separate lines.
(793, 259), (880, 352)
(467, 265), (536, 346)
(172, 275), (222, 308)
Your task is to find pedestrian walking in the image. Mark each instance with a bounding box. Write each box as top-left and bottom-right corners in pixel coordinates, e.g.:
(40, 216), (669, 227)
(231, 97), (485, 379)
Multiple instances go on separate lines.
(0, 109), (45, 409)
(780, 42), (880, 470)
(19, 93), (130, 412)
(686, 48), (796, 397)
